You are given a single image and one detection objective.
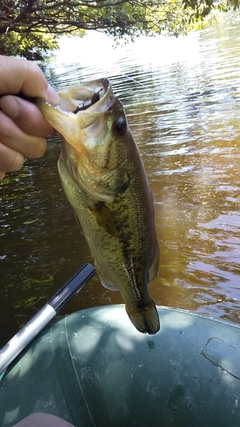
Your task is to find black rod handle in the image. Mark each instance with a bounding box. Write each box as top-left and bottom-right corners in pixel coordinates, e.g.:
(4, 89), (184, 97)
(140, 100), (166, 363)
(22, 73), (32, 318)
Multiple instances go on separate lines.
(0, 264), (95, 376)
(48, 263), (95, 313)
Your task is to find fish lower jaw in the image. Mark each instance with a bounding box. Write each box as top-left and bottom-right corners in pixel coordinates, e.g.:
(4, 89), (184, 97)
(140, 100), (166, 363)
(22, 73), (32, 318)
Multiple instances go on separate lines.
(125, 301), (160, 335)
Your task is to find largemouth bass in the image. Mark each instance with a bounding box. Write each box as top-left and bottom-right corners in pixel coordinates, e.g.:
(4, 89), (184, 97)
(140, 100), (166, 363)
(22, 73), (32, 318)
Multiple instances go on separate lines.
(37, 78), (160, 334)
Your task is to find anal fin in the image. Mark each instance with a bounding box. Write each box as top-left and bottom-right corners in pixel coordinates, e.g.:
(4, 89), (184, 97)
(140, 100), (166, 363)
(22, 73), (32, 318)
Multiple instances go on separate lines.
(99, 274), (118, 291)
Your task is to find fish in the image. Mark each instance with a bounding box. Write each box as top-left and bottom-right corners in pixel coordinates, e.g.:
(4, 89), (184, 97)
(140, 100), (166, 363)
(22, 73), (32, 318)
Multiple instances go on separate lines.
(36, 78), (160, 334)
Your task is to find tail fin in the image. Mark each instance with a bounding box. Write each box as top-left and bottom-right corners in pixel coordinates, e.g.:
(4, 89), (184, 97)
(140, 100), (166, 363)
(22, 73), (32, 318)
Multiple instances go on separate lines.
(126, 300), (160, 334)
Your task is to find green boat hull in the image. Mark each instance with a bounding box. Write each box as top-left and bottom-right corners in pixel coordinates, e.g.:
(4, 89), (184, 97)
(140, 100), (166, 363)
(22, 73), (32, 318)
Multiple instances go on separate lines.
(1, 305), (240, 426)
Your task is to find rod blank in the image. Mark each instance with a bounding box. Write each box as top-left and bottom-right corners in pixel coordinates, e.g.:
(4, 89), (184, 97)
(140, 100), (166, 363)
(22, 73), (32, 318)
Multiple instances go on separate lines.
(0, 263), (95, 375)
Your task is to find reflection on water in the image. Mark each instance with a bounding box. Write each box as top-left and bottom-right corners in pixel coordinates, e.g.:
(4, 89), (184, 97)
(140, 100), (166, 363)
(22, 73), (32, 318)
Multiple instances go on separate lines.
(1, 12), (240, 346)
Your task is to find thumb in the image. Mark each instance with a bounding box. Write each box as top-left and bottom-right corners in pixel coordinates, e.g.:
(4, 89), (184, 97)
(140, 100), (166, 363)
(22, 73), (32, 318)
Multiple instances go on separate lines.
(0, 55), (59, 105)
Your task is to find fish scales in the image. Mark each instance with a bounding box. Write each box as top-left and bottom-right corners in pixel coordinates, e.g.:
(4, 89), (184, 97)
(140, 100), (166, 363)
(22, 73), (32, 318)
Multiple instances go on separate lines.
(37, 78), (160, 334)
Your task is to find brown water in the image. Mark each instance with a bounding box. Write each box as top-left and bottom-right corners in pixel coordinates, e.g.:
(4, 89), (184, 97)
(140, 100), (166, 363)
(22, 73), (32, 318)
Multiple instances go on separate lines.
(1, 13), (240, 346)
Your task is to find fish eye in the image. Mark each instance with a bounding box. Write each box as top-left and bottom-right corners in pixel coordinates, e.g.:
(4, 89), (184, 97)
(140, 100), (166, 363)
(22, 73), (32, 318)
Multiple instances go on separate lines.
(114, 116), (127, 136)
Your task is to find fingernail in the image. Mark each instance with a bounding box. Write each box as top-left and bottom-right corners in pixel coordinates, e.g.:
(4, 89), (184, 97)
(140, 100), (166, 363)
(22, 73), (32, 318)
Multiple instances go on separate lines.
(0, 171), (5, 181)
(45, 84), (60, 106)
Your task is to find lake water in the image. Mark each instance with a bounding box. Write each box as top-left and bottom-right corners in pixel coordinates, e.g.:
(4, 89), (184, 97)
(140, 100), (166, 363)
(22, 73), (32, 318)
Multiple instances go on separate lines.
(0, 12), (240, 346)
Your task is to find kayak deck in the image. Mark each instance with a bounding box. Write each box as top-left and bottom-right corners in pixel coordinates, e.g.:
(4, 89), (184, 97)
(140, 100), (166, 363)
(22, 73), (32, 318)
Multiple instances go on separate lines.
(1, 305), (240, 426)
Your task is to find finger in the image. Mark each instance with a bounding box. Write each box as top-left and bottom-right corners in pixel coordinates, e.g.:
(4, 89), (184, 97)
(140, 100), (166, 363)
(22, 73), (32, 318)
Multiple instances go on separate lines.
(0, 95), (55, 136)
(0, 110), (47, 159)
(0, 142), (25, 172)
(0, 56), (59, 105)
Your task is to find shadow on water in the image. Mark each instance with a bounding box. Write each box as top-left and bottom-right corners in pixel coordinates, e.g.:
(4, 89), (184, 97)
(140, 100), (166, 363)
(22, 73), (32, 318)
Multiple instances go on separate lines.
(0, 12), (240, 347)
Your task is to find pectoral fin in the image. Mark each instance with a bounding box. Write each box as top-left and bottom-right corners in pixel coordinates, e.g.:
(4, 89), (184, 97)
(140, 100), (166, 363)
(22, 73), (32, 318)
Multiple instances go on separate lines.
(73, 211), (84, 235)
(89, 202), (119, 237)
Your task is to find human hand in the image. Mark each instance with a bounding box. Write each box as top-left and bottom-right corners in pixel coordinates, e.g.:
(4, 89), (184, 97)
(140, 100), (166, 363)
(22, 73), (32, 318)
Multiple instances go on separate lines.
(0, 55), (60, 180)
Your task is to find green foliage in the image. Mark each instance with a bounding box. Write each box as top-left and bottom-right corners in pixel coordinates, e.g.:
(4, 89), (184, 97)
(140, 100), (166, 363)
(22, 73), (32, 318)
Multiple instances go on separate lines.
(0, 31), (58, 60)
(0, 0), (239, 60)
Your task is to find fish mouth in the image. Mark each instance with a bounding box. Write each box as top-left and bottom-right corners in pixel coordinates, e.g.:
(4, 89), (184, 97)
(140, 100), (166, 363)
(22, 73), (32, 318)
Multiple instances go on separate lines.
(125, 301), (160, 335)
(37, 78), (129, 202)
(36, 78), (115, 151)
(57, 77), (115, 129)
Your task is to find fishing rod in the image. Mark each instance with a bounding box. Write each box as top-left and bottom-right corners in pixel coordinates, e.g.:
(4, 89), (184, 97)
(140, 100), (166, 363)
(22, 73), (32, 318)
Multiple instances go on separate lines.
(0, 263), (95, 376)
